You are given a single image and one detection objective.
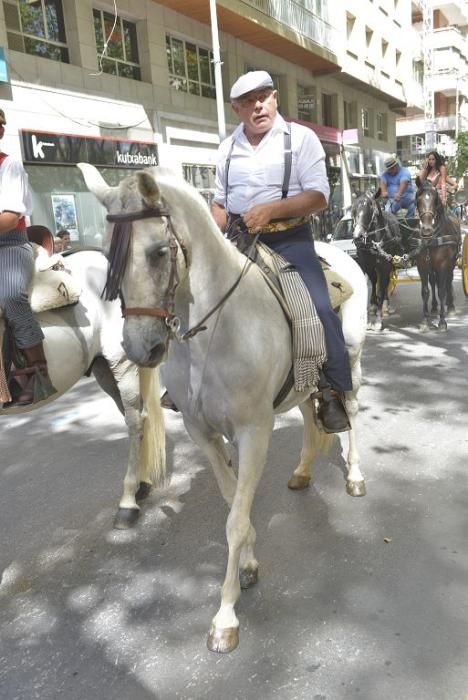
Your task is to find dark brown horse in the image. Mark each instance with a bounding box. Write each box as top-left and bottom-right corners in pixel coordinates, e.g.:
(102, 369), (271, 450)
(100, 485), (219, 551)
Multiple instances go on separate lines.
(413, 180), (460, 331)
(352, 191), (403, 330)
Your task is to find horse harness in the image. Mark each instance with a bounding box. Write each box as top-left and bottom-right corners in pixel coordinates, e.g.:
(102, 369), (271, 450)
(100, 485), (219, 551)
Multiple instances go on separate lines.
(354, 198), (398, 262)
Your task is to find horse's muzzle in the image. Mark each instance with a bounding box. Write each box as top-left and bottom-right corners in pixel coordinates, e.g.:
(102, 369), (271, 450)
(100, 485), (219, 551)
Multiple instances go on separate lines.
(123, 327), (167, 367)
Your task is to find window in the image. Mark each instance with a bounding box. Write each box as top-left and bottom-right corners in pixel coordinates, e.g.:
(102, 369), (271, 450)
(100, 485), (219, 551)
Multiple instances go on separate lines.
(4, 0), (69, 62)
(93, 9), (140, 80)
(412, 59), (423, 84)
(297, 85), (316, 122)
(361, 107), (374, 137)
(182, 164), (216, 207)
(344, 100), (357, 129)
(346, 12), (355, 40)
(166, 34), (215, 98)
(322, 92), (337, 127)
(376, 112), (387, 140)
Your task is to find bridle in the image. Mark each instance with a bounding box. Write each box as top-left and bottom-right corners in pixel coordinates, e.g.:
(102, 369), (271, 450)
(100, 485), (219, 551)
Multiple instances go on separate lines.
(105, 202), (256, 342)
(353, 197), (386, 245)
(105, 204), (188, 330)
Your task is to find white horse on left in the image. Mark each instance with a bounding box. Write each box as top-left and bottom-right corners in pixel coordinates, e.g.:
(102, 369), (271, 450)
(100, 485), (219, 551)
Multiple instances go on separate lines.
(0, 249), (165, 529)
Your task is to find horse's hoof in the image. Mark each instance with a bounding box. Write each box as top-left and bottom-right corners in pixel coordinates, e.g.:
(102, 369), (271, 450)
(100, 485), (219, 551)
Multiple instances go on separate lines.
(239, 566), (258, 589)
(346, 480), (366, 497)
(288, 474), (311, 490)
(136, 481), (152, 502)
(419, 322), (430, 333)
(438, 321), (448, 332)
(447, 309), (456, 318)
(113, 507), (140, 529)
(207, 625), (239, 653)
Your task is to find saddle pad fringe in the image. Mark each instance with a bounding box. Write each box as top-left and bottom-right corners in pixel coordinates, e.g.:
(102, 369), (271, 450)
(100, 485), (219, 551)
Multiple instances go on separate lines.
(267, 249), (327, 392)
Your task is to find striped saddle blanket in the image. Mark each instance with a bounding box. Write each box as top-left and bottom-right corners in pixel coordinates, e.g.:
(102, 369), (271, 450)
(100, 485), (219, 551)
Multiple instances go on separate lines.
(254, 242), (353, 394)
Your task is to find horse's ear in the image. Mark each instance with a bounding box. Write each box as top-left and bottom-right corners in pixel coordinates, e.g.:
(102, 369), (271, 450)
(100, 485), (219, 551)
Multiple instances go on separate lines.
(77, 163), (113, 206)
(137, 171), (161, 207)
(374, 187), (381, 199)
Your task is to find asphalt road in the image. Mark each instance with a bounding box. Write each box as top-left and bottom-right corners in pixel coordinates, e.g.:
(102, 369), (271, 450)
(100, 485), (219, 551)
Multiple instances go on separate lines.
(1, 273), (467, 700)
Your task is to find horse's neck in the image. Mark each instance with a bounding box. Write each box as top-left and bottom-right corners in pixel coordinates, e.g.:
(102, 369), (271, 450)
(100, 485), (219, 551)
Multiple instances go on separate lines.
(179, 211), (245, 305)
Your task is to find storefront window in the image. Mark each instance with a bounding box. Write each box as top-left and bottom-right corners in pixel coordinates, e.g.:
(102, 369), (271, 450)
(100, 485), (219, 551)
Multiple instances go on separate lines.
(182, 164), (216, 207)
(26, 165), (131, 248)
(297, 85), (316, 122)
(93, 8), (141, 80)
(4, 0), (69, 62)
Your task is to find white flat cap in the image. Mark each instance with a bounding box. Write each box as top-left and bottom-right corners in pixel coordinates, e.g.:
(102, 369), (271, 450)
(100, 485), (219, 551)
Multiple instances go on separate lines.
(230, 70), (274, 100)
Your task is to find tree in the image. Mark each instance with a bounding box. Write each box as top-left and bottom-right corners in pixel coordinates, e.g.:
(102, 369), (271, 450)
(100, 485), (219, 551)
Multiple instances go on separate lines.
(450, 131), (468, 180)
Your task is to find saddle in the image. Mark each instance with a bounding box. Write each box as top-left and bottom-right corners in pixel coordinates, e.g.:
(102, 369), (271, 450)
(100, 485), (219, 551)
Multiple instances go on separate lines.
(0, 227), (82, 404)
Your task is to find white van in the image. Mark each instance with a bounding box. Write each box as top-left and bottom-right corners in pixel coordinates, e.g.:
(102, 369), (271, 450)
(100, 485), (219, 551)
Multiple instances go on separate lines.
(330, 215), (357, 260)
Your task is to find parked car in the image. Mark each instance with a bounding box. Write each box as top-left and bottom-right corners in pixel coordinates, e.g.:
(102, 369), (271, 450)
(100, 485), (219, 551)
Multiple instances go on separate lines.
(330, 215), (357, 260)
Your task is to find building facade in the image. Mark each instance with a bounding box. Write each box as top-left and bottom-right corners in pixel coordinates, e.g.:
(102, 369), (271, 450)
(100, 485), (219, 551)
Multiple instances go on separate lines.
(0, 0), (415, 242)
(396, 0), (468, 169)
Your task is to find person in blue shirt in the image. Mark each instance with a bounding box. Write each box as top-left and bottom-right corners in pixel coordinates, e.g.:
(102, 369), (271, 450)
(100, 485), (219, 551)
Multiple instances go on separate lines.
(379, 156), (415, 217)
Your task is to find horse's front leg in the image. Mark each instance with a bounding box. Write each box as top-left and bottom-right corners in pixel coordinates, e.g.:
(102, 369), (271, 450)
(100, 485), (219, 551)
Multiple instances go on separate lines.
(436, 266), (449, 331)
(417, 264), (432, 331)
(208, 422), (273, 653)
(430, 269), (438, 314)
(183, 422), (260, 591)
(111, 362), (165, 529)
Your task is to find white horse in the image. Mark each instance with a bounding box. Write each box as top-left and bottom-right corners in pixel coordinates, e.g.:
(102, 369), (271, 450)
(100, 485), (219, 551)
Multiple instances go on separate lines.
(1, 249), (165, 529)
(79, 163), (368, 653)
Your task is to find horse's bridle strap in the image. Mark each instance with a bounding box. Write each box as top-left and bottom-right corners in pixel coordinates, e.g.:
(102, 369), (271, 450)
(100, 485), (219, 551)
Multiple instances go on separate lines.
(123, 307), (170, 318)
(107, 207), (170, 223)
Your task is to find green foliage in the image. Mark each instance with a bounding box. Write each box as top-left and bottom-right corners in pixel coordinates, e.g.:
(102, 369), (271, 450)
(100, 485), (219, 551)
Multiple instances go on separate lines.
(452, 132), (468, 179)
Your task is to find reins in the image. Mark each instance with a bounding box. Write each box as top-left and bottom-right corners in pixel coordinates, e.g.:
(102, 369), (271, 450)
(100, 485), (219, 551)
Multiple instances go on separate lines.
(105, 203), (258, 343)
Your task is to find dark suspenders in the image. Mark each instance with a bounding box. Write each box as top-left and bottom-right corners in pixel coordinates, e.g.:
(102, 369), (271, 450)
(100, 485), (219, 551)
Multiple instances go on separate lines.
(224, 122), (292, 210)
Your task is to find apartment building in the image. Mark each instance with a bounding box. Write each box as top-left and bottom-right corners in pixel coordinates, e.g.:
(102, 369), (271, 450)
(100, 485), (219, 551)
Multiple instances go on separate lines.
(396, 0), (468, 167)
(0, 0), (414, 242)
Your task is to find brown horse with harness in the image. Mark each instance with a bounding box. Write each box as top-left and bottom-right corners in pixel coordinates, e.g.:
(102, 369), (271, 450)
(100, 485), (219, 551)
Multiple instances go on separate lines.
(412, 179), (460, 331)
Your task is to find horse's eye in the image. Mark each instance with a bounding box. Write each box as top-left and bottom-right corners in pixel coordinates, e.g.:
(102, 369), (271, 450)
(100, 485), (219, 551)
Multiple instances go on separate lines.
(146, 243), (169, 264)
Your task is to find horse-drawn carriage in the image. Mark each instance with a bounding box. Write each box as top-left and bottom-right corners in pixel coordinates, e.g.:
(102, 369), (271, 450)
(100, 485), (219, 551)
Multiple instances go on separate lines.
(351, 184), (461, 331)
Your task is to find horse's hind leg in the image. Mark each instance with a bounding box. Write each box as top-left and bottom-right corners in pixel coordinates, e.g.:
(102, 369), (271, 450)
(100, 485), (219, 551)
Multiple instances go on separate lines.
(288, 398), (333, 490)
(344, 347), (366, 496)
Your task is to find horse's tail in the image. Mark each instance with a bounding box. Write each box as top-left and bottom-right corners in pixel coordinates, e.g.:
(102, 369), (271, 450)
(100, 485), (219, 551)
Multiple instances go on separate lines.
(139, 367), (166, 486)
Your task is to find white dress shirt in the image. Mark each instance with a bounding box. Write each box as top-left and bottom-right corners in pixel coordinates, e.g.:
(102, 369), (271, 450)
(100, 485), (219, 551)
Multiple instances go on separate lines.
(214, 113), (330, 214)
(0, 155), (33, 216)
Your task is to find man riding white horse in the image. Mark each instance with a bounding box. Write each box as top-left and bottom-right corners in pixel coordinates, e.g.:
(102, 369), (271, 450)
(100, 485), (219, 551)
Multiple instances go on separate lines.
(210, 70), (351, 433)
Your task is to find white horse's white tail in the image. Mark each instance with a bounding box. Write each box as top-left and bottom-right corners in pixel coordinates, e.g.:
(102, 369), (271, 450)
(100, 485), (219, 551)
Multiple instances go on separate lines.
(139, 367), (166, 486)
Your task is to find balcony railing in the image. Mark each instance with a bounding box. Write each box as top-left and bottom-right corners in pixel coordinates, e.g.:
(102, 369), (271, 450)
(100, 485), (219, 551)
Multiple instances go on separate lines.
(240, 0), (338, 54)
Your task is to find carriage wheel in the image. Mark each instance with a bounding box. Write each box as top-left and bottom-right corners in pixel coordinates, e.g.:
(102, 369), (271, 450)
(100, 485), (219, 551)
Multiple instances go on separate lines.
(463, 235), (468, 297)
(387, 266), (398, 297)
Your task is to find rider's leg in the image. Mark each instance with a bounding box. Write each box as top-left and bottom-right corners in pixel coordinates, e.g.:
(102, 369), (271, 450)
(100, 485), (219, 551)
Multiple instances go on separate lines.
(0, 236), (56, 405)
(259, 225), (351, 433)
(400, 194), (416, 218)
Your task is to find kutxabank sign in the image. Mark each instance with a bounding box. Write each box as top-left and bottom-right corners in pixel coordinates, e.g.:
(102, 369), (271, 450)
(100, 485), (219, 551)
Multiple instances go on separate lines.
(20, 130), (158, 168)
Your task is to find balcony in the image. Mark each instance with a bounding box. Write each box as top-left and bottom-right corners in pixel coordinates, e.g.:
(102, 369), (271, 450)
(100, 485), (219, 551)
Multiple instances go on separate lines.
(155, 0), (340, 73)
(432, 0), (468, 26)
(431, 26), (467, 54)
(431, 69), (468, 98)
